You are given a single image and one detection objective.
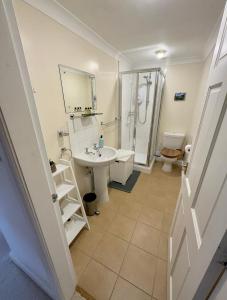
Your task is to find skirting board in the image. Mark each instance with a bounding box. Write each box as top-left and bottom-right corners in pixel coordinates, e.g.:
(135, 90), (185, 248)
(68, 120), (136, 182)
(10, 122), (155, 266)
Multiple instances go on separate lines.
(9, 251), (57, 300)
(133, 157), (155, 174)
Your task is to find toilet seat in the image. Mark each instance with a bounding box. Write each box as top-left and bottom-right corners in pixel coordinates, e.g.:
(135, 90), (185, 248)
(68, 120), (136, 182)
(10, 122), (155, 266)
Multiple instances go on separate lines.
(161, 148), (182, 159)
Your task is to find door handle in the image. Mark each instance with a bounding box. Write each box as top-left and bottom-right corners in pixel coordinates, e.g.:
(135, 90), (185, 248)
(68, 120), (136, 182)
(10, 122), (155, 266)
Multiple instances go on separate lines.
(52, 193), (58, 203)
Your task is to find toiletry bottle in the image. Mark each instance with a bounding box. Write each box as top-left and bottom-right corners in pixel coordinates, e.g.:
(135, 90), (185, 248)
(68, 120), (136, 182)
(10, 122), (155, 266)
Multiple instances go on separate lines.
(99, 135), (104, 148)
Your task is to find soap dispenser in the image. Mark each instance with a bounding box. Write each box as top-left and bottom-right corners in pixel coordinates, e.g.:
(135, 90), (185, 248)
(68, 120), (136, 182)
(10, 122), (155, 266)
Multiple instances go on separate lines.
(99, 135), (104, 148)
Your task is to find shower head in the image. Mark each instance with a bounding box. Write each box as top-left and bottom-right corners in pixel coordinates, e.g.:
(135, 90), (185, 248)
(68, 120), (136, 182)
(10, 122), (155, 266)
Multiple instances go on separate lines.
(143, 74), (152, 85)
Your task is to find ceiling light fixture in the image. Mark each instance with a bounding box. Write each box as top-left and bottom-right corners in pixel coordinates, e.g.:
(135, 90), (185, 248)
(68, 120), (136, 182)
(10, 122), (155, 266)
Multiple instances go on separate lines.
(155, 49), (167, 59)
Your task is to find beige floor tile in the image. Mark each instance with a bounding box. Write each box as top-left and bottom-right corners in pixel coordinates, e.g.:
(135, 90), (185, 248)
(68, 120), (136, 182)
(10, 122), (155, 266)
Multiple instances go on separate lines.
(73, 228), (103, 256)
(131, 222), (160, 256)
(70, 247), (90, 279)
(87, 217), (107, 233)
(120, 245), (157, 295)
(93, 233), (128, 273)
(108, 188), (131, 202)
(110, 277), (152, 300)
(140, 206), (163, 230)
(79, 260), (117, 300)
(99, 193), (122, 212)
(119, 199), (142, 220)
(88, 207), (116, 230)
(109, 214), (136, 241)
(158, 233), (168, 261)
(164, 206), (176, 216)
(71, 162), (180, 299)
(153, 259), (167, 300)
(142, 195), (167, 213)
(161, 213), (173, 234)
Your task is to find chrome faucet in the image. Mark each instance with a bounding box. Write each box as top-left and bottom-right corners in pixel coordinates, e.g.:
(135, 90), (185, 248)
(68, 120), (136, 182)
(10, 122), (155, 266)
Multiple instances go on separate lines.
(85, 147), (95, 155)
(93, 143), (102, 157)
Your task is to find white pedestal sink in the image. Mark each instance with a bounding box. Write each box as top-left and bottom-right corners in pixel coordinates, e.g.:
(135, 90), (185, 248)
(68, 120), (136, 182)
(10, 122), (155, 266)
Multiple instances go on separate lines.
(74, 146), (117, 202)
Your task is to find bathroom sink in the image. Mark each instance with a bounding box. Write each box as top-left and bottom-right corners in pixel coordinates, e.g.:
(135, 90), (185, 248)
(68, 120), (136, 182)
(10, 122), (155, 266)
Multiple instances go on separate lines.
(74, 146), (117, 202)
(73, 146), (117, 201)
(74, 146), (117, 167)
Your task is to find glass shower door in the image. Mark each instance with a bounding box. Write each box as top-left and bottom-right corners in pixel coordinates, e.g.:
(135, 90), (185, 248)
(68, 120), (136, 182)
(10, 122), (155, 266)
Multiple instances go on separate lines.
(120, 70), (163, 166)
(120, 73), (137, 150)
(134, 71), (156, 165)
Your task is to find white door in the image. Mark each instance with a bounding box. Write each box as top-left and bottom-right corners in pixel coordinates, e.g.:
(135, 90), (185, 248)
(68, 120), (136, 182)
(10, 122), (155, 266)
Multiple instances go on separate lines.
(168, 3), (227, 300)
(0, 1), (76, 299)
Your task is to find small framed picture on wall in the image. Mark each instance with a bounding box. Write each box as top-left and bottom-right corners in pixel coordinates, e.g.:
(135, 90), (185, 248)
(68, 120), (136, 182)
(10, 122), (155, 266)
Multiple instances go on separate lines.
(174, 92), (186, 101)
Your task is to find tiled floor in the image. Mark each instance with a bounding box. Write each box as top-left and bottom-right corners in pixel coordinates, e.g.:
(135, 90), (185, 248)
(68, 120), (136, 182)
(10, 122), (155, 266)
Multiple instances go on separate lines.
(70, 162), (181, 300)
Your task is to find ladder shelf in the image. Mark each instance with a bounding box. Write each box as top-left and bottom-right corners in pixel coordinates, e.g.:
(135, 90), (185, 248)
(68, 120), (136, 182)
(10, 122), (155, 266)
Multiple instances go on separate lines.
(52, 160), (89, 245)
(60, 197), (81, 224)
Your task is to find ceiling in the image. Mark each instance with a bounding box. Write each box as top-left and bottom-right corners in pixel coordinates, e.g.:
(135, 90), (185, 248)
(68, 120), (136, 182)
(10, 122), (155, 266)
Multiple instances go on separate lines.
(57, 0), (226, 64)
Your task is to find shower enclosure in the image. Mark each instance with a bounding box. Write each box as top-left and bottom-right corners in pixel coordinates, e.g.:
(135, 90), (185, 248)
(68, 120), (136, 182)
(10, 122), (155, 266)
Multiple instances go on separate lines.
(119, 68), (165, 168)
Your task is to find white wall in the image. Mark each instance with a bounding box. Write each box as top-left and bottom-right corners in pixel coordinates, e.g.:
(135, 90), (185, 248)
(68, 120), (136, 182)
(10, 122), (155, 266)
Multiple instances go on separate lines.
(68, 117), (99, 155)
(14, 0), (118, 195)
(157, 62), (203, 150)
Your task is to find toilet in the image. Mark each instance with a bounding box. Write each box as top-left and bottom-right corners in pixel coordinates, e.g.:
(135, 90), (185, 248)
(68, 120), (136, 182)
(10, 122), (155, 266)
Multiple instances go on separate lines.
(161, 132), (185, 172)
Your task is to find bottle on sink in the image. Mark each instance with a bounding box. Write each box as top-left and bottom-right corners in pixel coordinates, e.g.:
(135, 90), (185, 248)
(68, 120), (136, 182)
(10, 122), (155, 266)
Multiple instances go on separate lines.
(99, 135), (104, 148)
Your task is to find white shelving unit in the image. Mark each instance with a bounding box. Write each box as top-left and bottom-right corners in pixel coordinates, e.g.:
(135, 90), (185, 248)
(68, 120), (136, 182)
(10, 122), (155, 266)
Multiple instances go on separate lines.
(52, 159), (89, 245)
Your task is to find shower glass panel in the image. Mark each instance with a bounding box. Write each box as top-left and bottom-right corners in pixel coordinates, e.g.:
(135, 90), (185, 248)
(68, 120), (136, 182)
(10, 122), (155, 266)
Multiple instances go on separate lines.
(120, 69), (164, 167)
(120, 73), (137, 151)
(134, 72), (156, 165)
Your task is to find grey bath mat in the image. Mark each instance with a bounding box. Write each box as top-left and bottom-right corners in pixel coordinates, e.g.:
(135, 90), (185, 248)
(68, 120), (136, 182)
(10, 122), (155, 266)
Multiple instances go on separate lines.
(109, 170), (140, 193)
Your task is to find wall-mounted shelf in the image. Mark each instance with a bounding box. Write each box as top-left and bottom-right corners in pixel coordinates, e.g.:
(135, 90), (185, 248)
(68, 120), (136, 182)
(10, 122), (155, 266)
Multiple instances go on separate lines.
(70, 112), (103, 119)
(81, 112), (103, 117)
(52, 160), (90, 245)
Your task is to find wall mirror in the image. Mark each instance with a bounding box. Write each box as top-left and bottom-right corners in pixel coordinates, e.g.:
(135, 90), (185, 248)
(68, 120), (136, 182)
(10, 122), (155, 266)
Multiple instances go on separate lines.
(59, 64), (97, 113)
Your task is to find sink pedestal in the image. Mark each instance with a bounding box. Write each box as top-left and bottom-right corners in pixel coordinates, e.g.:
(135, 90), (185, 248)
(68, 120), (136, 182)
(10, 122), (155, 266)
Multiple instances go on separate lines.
(93, 166), (109, 202)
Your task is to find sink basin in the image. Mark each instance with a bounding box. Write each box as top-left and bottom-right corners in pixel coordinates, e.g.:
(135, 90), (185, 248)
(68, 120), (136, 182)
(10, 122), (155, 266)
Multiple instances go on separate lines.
(74, 146), (117, 202)
(74, 146), (117, 167)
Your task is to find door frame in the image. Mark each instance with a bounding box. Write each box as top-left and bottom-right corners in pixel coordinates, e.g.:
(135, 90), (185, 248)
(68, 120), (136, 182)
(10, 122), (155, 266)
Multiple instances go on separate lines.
(0, 0), (76, 299)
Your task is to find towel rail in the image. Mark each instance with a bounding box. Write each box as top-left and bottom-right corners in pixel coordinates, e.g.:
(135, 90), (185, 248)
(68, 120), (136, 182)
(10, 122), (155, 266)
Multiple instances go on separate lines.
(101, 117), (119, 127)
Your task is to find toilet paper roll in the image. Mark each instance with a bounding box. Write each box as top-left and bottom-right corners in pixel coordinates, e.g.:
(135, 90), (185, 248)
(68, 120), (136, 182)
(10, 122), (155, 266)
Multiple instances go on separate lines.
(184, 144), (191, 162)
(185, 144), (191, 153)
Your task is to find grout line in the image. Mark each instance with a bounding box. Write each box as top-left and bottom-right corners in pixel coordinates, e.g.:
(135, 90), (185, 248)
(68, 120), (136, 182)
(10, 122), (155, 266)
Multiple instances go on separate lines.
(117, 274), (154, 298)
(108, 275), (118, 300)
(73, 164), (179, 298)
(74, 215), (168, 268)
(76, 238), (163, 299)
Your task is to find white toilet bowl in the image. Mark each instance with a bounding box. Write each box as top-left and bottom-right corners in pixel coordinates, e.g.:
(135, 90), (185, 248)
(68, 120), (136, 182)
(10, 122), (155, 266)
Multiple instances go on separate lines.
(161, 156), (177, 172)
(161, 148), (182, 173)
